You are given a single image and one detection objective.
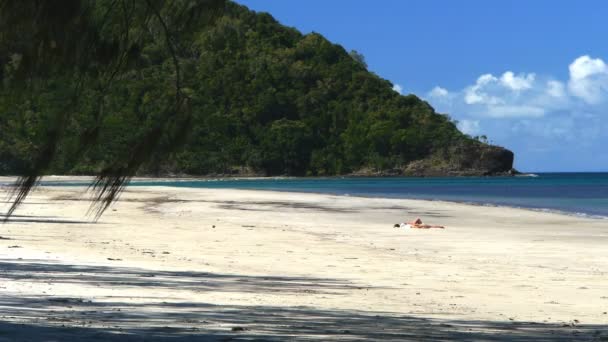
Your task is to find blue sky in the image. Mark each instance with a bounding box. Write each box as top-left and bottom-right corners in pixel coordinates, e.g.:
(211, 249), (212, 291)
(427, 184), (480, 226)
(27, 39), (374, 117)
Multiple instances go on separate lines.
(235, 0), (608, 172)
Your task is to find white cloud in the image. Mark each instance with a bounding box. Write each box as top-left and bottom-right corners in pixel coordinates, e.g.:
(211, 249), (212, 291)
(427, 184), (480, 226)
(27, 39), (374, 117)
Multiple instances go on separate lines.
(500, 71), (535, 91)
(392, 84), (403, 94)
(426, 56), (608, 113)
(457, 119), (480, 135)
(486, 105), (545, 118)
(426, 56), (608, 122)
(464, 89), (484, 104)
(568, 55), (608, 104)
(419, 56), (608, 172)
(477, 74), (498, 85)
(569, 55), (606, 79)
(463, 71), (536, 106)
(421, 54), (608, 156)
(429, 86), (449, 98)
(464, 74), (502, 105)
(546, 80), (566, 98)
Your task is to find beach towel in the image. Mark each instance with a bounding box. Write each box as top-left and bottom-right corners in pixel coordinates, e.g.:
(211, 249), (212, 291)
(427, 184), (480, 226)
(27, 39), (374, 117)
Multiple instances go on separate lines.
(399, 223), (412, 230)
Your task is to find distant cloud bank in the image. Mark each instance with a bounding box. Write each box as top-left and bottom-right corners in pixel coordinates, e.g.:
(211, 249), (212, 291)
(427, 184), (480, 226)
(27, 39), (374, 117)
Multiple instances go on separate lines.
(427, 55), (608, 119)
(422, 55), (608, 171)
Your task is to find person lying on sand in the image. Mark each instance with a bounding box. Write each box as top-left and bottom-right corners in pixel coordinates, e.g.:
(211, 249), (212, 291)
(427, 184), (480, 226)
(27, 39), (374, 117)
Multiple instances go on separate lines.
(393, 218), (445, 229)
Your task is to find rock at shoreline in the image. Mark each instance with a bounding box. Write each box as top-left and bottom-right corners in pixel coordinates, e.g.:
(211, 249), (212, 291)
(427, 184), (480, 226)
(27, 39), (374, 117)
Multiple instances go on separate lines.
(349, 143), (515, 177)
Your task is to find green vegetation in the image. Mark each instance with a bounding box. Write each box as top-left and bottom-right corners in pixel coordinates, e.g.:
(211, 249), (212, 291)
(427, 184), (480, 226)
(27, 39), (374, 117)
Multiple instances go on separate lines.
(0, 1), (512, 181)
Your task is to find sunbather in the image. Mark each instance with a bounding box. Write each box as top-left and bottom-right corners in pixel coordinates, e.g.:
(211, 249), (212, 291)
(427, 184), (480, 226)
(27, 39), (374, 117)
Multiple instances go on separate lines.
(393, 217), (445, 229)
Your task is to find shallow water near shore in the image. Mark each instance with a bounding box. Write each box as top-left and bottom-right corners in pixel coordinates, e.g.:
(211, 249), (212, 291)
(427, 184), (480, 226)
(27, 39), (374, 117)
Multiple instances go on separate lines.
(38, 172), (608, 219)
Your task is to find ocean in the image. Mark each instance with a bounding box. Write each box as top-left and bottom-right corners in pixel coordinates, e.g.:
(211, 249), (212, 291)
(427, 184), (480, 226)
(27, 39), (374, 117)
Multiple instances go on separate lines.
(10, 172), (604, 219)
(105, 172), (608, 219)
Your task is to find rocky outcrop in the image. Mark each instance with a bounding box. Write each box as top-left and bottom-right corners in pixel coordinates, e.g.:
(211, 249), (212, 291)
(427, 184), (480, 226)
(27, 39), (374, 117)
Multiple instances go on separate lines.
(349, 142), (515, 177)
(402, 142), (515, 177)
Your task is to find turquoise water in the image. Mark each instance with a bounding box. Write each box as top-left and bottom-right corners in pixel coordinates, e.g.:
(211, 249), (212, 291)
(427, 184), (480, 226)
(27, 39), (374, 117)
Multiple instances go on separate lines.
(29, 173), (608, 218)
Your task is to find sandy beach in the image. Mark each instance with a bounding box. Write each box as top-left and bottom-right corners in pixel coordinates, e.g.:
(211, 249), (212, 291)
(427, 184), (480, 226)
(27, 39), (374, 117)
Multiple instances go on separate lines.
(0, 178), (607, 341)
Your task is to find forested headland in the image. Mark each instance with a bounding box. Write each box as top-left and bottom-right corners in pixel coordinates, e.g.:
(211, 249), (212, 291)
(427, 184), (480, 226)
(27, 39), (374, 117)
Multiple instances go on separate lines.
(0, 1), (514, 178)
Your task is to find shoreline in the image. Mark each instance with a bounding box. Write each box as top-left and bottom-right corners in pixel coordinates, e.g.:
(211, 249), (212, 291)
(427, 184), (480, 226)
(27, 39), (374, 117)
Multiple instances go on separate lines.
(2, 175), (607, 221)
(234, 188), (608, 221)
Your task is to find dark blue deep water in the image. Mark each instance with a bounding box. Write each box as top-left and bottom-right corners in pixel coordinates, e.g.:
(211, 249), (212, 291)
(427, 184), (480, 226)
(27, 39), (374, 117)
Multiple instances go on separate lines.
(39, 173), (608, 218)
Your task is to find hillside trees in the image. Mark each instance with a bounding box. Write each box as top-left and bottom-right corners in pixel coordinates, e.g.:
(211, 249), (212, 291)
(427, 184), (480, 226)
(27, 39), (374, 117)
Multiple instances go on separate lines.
(0, 0), (226, 217)
(0, 1), (511, 218)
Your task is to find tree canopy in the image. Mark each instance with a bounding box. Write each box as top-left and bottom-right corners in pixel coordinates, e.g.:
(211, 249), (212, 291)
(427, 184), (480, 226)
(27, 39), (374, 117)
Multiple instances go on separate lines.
(0, 0), (225, 217)
(0, 1), (512, 219)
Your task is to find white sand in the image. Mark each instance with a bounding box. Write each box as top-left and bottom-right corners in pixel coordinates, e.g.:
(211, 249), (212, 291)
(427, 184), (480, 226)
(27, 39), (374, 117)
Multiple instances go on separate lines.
(0, 178), (607, 340)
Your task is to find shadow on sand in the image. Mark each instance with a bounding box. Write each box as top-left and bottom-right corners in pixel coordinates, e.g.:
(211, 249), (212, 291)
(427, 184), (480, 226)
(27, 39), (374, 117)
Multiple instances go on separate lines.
(0, 213), (97, 225)
(0, 259), (606, 341)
